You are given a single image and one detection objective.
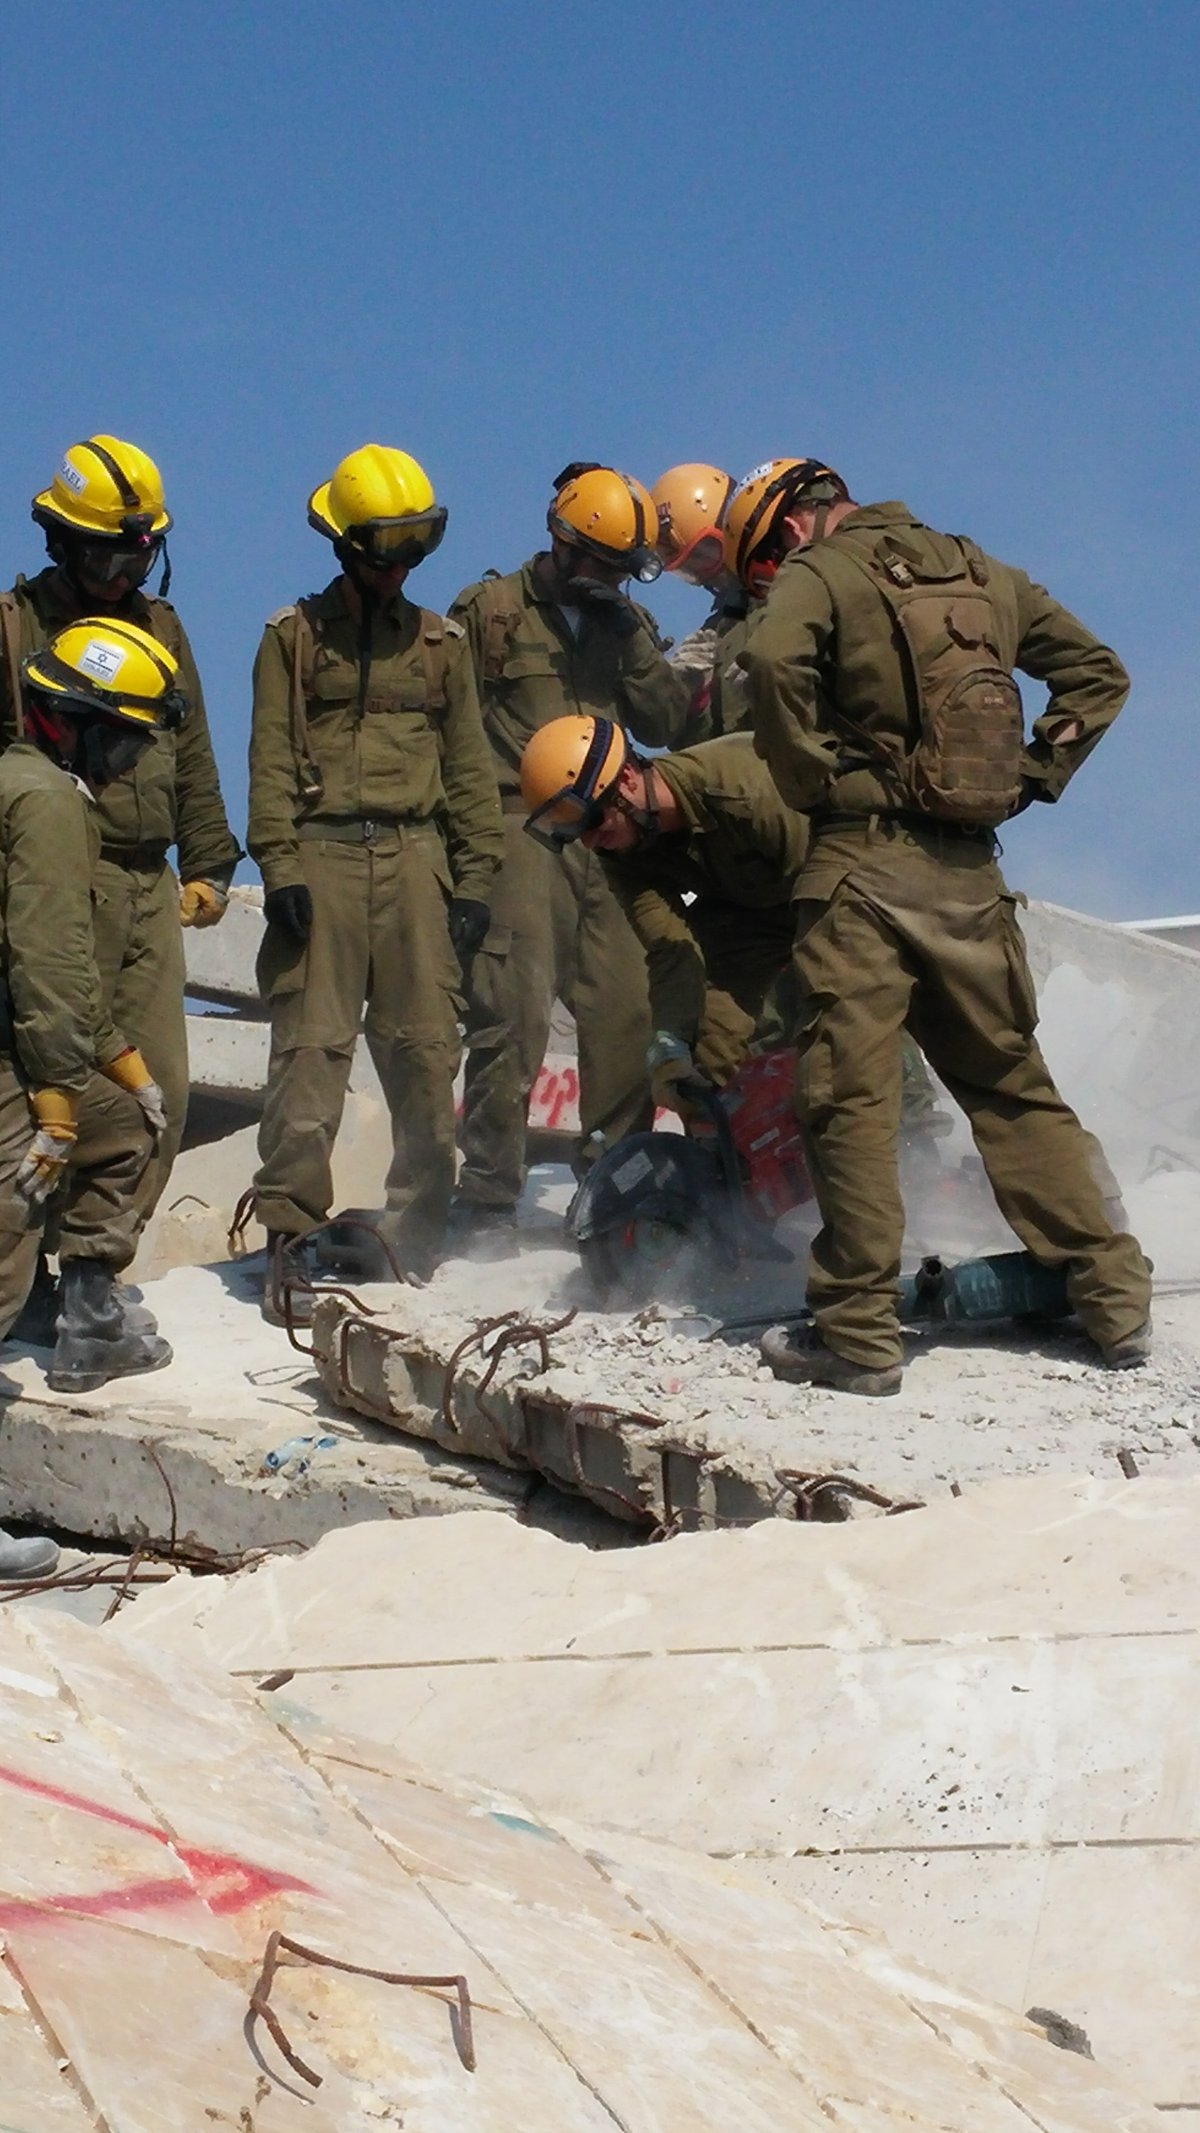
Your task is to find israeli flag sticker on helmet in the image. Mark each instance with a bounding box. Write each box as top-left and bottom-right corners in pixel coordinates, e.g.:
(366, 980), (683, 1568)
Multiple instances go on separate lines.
(60, 456), (87, 494)
(78, 638), (126, 686)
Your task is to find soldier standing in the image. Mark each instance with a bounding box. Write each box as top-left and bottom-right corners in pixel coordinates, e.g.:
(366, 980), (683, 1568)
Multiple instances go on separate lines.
(0, 437), (241, 1249)
(449, 463), (692, 1233)
(0, 615), (184, 1573)
(246, 445), (502, 1316)
(734, 457), (1152, 1394)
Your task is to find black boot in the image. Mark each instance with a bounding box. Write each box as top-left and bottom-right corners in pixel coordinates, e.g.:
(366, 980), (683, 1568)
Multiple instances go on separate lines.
(5, 1256), (157, 1350)
(46, 1261), (173, 1394)
(5, 1255), (60, 1346)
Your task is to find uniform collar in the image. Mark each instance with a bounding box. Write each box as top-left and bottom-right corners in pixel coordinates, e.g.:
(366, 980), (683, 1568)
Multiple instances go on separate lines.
(522, 553), (561, 608)
(321, 573), (419, 627)
(834, 501), (916, 532)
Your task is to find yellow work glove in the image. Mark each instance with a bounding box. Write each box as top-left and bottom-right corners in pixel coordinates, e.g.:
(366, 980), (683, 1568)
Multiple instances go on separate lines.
(179, 879), (228, 928)
(17, 1089), (78, 1205)
(103, 1047), (167, 1135)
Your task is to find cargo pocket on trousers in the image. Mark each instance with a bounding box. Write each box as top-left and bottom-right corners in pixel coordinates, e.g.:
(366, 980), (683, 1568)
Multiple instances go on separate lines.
(255, 922), (308, 1005)
(789, 891), (840, 1129)
(999, 893), (1039, 1037)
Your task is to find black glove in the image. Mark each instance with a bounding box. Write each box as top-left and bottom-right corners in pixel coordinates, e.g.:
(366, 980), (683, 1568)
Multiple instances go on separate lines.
(448, 898), (490, 964)
(566, 578), (641, 639)
(263, 884), (314, 941)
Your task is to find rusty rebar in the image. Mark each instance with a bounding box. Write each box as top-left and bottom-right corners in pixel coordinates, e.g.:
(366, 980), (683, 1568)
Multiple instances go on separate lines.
(774, 1468), (925, 1519)
(248, 1929), (476, 2086)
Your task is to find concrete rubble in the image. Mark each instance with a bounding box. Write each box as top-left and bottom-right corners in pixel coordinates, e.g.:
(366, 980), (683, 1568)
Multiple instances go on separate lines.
(121, 1481), (1200, 2113)
(0, 1255), (624, 1560)
(0, 893), (1196, 2122)
(0, 1597), (1165, 2129)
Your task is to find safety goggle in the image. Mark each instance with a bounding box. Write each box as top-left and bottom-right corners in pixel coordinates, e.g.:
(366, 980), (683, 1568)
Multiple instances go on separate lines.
(78, 718), (155, 785)
(659, 526), (726, 585)
(524, 788), (607, 851)
(547, 513), (663, 586)
(342, 507), (448, 571)
(73, 536), (163, 587)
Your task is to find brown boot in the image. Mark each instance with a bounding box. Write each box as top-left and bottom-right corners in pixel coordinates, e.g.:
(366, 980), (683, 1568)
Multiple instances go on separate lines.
(761, 1323), (903, 1398)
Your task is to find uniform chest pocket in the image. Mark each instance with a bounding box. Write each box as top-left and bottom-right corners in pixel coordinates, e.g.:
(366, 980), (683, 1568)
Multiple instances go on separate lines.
(500, 649), (568, 688)
(308, 655), (358, 716)
(357, 684), (440, 788)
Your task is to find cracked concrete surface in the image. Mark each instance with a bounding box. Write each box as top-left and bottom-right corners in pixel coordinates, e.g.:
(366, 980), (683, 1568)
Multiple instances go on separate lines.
(0, 1603), (1164, 2129)
(121, 1481), (1200, 2108)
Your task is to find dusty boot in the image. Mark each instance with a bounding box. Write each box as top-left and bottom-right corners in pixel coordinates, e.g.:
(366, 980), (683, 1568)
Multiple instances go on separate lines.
(46, 1261), (173, 1394)
(761, 1322), (903, 1397)
(444, 1200), (517, 1249)
(262, 1232), (316, 1329)
(5, 1260), (156, 1349)
(4, 1255), (60, 1346)
(0, 1525), (59, 1579)
(1096, 1319), (1152, 1370)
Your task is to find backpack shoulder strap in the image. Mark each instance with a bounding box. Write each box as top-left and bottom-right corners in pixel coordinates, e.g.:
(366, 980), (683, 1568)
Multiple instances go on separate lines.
(471, 571), (523, 682)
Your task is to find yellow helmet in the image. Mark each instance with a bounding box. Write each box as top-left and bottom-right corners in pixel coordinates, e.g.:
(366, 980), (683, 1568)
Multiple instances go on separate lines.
(547, 463), (663, 582)
(308, 444), (447, 569)
(651, 463), (735, 583)
(520, 714), (629, 848)
(32, 435), (171, 541)
(23, 618), (186, 732)
(724, 457), (846, 594)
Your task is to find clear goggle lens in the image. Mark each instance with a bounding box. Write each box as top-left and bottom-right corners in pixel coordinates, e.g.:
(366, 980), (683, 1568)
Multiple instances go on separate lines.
(74, 538), (162, 586)
(345, 508), (447, 569)
(79, 719), (151, 784)
(661, 527), (725, 584)
(523, 789), (606, 851)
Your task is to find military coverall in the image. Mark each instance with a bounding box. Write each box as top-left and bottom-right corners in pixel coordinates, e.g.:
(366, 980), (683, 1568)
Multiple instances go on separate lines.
(0, 744), (152, 1336)
(247, 577), (503, 1261)
(0, 570), (240, 1216)
(599, 734), (941, 1124)
(450, 556), (691, 1209)
(744, 501), (1152, 1369)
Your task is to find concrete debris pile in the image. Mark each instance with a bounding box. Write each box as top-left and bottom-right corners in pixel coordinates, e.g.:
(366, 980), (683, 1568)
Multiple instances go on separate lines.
(122, 1479), (1200, 2113)
(0, 1594), (1164, 2129)
(315, 1240), (1200, 1525)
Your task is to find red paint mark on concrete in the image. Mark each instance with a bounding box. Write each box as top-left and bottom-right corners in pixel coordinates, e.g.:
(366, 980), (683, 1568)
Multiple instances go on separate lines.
(0, 1761), (313, 1928)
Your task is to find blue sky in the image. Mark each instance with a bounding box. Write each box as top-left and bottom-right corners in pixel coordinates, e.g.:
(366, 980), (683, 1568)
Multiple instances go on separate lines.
(1, 2), (1195, 918)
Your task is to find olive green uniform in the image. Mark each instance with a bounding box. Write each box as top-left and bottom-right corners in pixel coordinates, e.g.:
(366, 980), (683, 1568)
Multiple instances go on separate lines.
(744, 501), (1152, 1368)
(599, 734), (941, 1124)
(450, 556), (692, 1208)
(247, 576), (502, 1259)
(0, 569), (240, 1214)
(0, 744), (152, 1336)
(600, 736), (803, 1080)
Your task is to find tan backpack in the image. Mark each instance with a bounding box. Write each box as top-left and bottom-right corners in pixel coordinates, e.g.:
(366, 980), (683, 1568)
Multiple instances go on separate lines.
(820, 531), (1024, 825)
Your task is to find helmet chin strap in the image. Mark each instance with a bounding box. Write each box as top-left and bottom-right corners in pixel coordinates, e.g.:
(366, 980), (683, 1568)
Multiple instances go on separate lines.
(612, 762), (660, 843)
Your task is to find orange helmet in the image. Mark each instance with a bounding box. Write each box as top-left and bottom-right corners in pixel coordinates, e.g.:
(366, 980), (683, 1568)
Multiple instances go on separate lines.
(724, 458), (846, 595)
(520, 714), (629, 849)
(651, 463), (735, 584)
(547, 463), (662, 581)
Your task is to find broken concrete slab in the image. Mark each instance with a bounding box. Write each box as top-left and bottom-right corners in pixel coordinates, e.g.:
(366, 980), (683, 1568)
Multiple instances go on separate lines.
(0, 1262), (624, 1559)
(120, 1487), (1200, 2104)
(312, 1245), (1200, 1526)
(0, 1603), (1161, 2129)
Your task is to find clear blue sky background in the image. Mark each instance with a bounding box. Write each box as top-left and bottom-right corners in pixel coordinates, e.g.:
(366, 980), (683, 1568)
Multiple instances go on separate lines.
(1, 2), (1194, 918)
